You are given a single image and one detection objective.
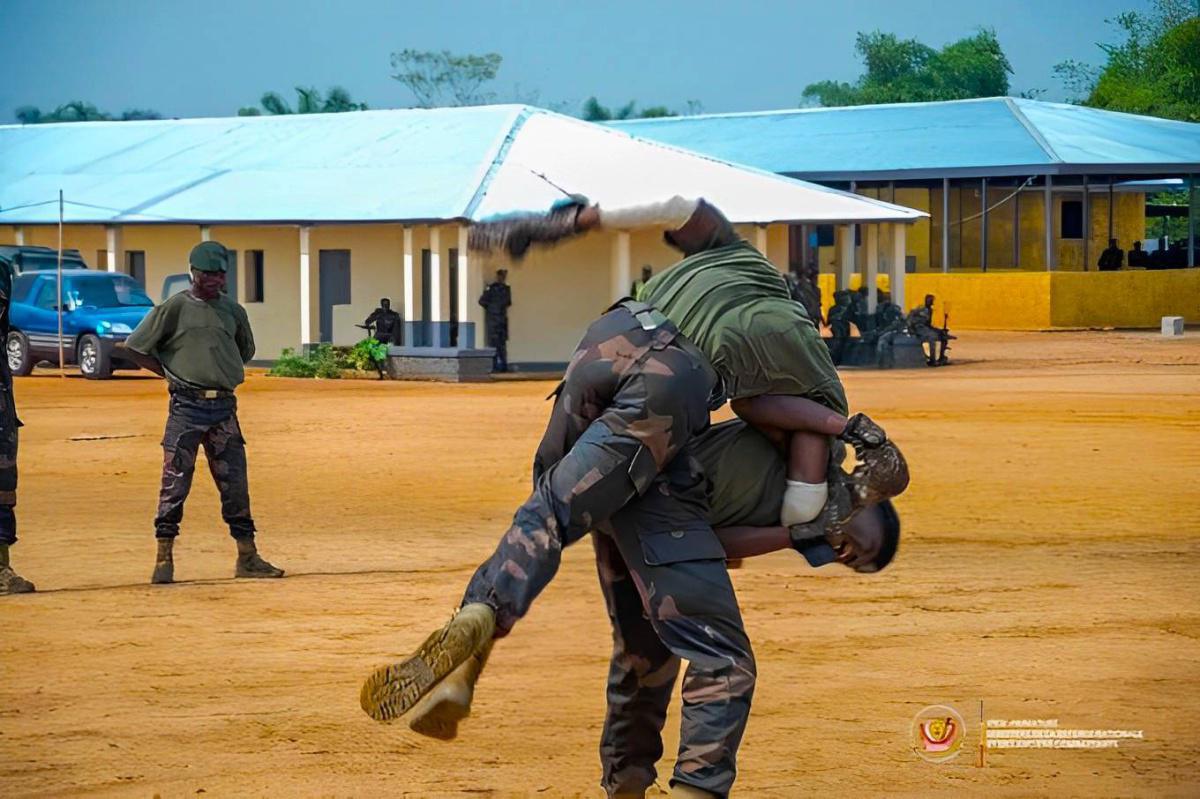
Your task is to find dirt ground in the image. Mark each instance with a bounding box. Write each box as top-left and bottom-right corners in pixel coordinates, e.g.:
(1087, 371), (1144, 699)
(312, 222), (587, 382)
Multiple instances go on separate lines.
(1, 329), (1198, 798)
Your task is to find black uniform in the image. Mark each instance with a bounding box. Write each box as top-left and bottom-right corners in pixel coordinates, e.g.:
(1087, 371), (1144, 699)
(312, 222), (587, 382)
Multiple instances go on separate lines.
(0, 262), (20, 546)
(478, 281), (512, 372)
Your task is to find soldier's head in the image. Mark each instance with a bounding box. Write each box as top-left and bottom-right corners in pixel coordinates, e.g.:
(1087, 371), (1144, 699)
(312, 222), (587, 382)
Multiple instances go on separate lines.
(642, 265), (653, 280)
(188, 241), (229, 301)
(879, 290), (892, 304)
(924, 294), (935, 308)
(1133, 240), (1143, 250)
(380, 298), (391, 311)
(798, 499), (900, 574)
(496, 269), (508, 284)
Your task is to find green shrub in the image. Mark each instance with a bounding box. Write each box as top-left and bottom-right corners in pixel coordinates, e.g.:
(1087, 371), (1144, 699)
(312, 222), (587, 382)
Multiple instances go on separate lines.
(268, 340), (387, 378)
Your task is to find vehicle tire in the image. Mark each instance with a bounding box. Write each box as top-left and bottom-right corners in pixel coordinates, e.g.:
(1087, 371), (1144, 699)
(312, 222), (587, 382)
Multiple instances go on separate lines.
(6, 331), (34, 376)
(78, 334), (112, 379)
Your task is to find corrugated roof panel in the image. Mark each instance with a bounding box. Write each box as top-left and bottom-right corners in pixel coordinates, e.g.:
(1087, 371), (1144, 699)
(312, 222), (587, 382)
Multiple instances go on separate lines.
(612, 98), (1200, 178)
(0, 104), (924, 226)
(475, 112), (924, 223)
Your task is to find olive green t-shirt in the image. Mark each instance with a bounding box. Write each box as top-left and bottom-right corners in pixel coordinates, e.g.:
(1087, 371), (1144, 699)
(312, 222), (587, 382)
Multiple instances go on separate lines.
(125, 292), (255, 391)
(691, 419), (786, 529)
(640, 241), (845, 410)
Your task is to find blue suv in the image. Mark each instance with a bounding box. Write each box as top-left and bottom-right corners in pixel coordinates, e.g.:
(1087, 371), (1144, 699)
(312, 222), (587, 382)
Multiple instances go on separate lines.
(7, 269), (155, 379)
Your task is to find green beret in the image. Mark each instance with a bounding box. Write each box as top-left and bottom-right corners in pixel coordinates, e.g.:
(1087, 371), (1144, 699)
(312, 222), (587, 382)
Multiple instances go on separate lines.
(189, 241), (229, 273)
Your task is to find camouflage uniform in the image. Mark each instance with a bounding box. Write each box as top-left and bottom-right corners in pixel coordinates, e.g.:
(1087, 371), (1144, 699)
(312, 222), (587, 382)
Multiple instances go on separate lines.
(593, 455), (755, 798)
(155, 390), (255, 540)
(462, 300), (719, 631)
(0, 261), (19, 547)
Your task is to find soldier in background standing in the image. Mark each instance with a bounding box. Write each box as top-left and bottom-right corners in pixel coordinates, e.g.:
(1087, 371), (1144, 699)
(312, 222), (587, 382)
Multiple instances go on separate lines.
(120, 241), (284, 584)
(478, 269), (512, 372)
(0, 257), (33, 595)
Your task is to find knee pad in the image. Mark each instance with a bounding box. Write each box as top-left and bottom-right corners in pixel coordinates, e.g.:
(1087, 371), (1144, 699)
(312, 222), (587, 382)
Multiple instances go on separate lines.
(781, 480), (828, 526)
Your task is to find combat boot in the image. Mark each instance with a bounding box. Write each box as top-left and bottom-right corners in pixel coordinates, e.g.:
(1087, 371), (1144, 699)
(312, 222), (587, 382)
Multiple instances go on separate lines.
(840, 412), (888, 453)
(360, 602), (496, 723)
(150, 538), (175, 585)
(406, 638), (494, 740)
(0, 544), (35, 595)
(235, 537), (284, 579)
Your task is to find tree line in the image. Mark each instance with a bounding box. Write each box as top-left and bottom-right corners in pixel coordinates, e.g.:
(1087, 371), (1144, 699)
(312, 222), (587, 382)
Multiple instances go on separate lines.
(12, 2), (1198, 125)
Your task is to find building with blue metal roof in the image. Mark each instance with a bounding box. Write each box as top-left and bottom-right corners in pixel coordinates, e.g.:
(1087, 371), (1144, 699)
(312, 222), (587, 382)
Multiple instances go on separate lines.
(0, 105), (922, 367)
(613, 98), (1200, 330)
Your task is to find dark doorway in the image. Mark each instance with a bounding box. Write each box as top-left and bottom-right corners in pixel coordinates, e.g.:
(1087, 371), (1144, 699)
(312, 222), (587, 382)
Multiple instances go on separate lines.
(126, 251), (146, 287)
(448, 248), (459, 347)
(318, 249), (351, 343)
(419, 248), (432, 346)
(225, 249), (239, 303)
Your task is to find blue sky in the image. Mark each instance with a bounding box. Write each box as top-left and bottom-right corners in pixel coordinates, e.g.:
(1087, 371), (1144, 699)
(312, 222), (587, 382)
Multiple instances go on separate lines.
(3, 0), (1147, 121)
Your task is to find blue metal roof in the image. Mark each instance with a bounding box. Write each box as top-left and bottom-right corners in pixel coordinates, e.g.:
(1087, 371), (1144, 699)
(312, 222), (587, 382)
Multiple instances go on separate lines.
(0, 105), (924, 226)
(610, 98), (1200, 181)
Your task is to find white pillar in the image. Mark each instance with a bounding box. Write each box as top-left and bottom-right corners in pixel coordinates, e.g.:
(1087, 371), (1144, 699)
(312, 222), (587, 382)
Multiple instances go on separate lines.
(1044, 175), (1054, 271)
(457, 225), (472, 349)
(104, 225), (121, 273)
(865, 223), (879, 313)
(200, 225), (211, 242)
(836, 225), (853, 291)
(429, 226), (442, 346)
(891, 224), (907, 311)
(13, 226), (24, 246)
(755, 225), (768, 258)
(299, 225), (313, 346)
(402, 227), (414, 319)
(611, 231), (632, 302)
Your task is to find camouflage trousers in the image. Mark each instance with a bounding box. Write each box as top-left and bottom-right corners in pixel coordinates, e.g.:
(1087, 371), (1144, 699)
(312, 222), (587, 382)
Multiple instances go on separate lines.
(460, 302), (753, 796)
(461, 301), (718, 631)
(0, 385), (19, 546)
(155, 392), (255, 540)
(594, 454), (755, 799)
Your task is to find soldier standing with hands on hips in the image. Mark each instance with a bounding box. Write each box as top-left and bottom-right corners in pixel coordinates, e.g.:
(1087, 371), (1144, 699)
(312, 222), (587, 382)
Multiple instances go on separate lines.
(120, 241), (283, 584)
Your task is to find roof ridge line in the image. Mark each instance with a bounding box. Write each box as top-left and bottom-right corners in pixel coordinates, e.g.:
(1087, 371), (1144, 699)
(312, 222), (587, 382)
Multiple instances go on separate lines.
(461, 106), (534, 219)
(609, 96), (1009, 125)
(1004, 97), (1062, 164)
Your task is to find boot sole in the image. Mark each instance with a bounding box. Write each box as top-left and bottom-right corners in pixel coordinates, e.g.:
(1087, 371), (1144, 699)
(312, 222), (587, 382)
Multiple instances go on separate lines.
(407, 691), (471, 740)
(235, 570), (285, 578)
(0, 582), (36, 595)
(360, 627), (478, 723)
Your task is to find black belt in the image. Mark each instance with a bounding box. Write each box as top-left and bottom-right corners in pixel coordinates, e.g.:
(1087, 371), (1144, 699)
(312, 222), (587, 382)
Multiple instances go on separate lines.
(169, 385), (235, 400)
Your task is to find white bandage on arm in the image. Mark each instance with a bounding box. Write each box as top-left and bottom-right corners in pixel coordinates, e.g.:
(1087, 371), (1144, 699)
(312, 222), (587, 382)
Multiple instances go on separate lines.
(781, 480), (828, 527)
(596, 196), (700, 230)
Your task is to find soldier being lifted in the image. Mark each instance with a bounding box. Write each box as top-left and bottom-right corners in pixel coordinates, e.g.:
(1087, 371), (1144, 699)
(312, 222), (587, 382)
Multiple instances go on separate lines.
(478, 269), (512, 373)
(120, 241), (284, 584)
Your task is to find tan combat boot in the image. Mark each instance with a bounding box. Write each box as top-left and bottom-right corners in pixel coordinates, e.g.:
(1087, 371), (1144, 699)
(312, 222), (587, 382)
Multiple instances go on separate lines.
(360, 603), (495, 724)
(669, 784), (719, 799)
(235, 537), (284, 579)
(406, 638), (494, 740)
(150, 538), (175, 585)
(0, 544), (35, 595)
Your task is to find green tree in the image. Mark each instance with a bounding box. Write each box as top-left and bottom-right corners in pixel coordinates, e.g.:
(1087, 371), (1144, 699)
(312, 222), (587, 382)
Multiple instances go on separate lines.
(389, 49), (503, 107)
(802, 29), (1012, 106)
(1055, 1), (1200, 122)
(580, 97), (681, 121)
(13, 101), (163, 124)
(238, 86), (367, 116)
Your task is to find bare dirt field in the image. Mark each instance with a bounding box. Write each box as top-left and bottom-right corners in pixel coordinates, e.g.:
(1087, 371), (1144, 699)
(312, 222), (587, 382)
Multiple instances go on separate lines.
(2, 330), (1198, 798)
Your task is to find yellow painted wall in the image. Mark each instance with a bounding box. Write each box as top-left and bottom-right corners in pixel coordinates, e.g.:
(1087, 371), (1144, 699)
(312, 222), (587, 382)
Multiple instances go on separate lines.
(494, 230), (611, 364)
(1049, 269), (1200, 328)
